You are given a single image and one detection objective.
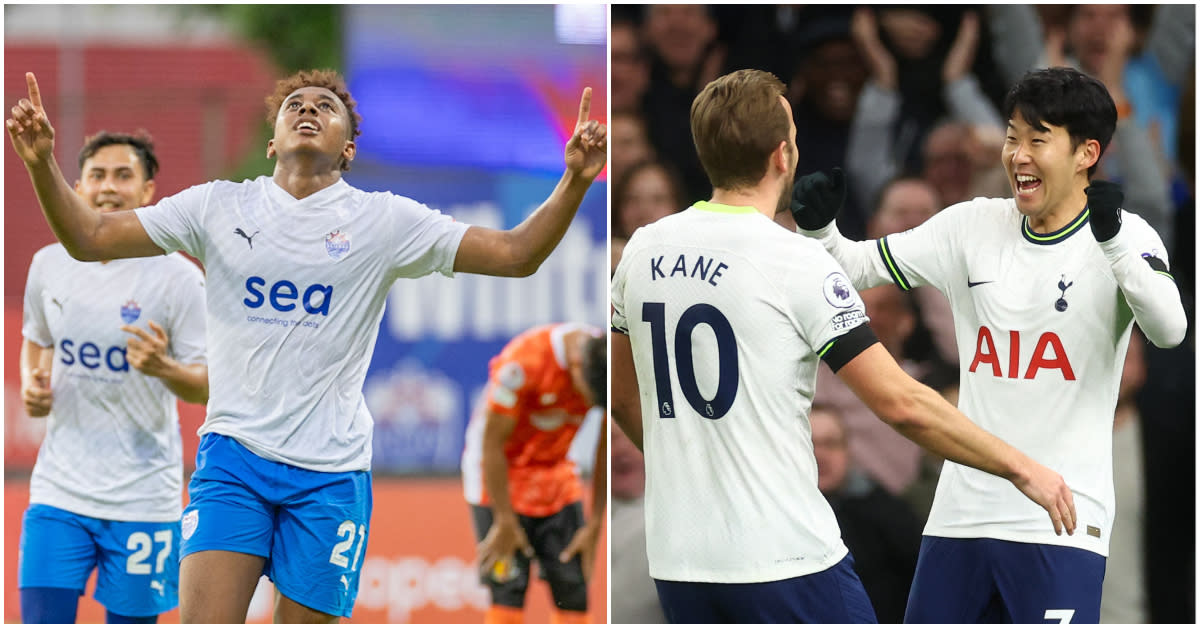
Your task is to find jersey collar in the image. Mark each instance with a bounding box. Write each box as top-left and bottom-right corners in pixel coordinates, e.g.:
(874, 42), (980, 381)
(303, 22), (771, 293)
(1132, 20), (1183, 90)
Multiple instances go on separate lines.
(1021, 206), (1090, 245)
(692, 200), (758, 214)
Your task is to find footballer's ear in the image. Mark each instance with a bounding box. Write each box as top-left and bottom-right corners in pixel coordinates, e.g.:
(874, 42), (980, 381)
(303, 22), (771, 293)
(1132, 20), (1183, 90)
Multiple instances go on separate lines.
(266, 138), (276, 160)
(342, 140), (356, 165)
(1077, 138), (1100, 173)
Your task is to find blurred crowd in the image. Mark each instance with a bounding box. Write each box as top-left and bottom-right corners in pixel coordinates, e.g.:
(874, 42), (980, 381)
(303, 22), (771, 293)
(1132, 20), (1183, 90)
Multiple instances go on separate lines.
(610, 5), (1195, 624)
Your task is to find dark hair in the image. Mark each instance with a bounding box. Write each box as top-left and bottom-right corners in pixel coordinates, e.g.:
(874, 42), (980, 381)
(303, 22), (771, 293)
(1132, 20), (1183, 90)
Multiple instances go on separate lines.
(78, 130), (159, 180)
(581, 334), (607, 410)
(691, 69), (790, 190)
(1002, 67), (1116, 177)
(264, 69), (362, 171)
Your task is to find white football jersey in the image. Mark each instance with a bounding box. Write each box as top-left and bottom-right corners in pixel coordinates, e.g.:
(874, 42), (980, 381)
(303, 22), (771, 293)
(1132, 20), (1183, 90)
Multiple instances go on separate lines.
(810, 197), (1181, 556)
(612, 201), (871, 583)
(22, 245), (206, 522)
(136, 176), (468, 472)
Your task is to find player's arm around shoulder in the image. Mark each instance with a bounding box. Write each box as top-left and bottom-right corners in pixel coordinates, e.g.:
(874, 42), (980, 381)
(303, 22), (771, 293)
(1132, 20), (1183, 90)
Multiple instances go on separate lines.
(1087, 182), (1187, 347)
(453, 88), (606, 278)
(835, 340), (1077, 536)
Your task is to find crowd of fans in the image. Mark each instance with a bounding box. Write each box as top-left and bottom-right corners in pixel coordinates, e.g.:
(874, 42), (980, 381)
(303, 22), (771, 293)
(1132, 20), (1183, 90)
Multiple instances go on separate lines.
(611, 5), (1195, 624)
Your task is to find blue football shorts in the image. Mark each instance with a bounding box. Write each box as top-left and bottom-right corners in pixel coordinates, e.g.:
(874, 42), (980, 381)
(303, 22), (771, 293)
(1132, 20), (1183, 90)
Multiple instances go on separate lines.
(181, 433), (372, 618)
(18, 503), (180, 617)
(904, 536), (1106, 623)
(653, 552), (878, 623)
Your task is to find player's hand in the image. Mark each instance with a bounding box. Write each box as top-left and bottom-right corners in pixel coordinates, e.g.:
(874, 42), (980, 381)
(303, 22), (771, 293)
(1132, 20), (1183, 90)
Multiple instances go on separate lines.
(122, 320), (174, 378)
(1085, 180), (1123, 242)
(22, 368), (53, 417)
(1012, 461), (1076, 536)
(477, 517), (534, 578)
(790, 168), (846, 231)
(564, 87), (608, 180)
(558, 520), (602, 582)
(6, 72), (56, 166)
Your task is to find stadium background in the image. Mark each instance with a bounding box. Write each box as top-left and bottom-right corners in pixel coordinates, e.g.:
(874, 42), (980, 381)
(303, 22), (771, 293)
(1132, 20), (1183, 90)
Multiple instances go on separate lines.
(3, 5), (607, 623)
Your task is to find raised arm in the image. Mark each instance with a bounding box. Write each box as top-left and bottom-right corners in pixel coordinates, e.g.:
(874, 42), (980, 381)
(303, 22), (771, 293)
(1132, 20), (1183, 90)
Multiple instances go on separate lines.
(1086, 182), (1187, 348)
(837, 341), (1077, 536)
(7, 73), (163, 261)
(790, 169), (899, 290)
(453, 87), (607, 277)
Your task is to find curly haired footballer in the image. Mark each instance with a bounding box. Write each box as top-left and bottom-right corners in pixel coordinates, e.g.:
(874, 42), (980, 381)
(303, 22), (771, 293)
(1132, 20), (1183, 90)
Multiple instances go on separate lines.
(264, 69), (363, 171)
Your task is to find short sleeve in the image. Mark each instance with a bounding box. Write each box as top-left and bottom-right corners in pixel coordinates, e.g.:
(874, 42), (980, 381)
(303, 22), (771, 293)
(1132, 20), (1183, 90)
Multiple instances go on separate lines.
(485, 350), (540, 420)
(385, 195), (471, 279)
(134, 183), (215, 262)
(786, 248), (871, 355)
(610, 233), (637, 335)
(874, 200), (971, 292)
(21, 249), (52, 347)
(166, 258), (208, 366)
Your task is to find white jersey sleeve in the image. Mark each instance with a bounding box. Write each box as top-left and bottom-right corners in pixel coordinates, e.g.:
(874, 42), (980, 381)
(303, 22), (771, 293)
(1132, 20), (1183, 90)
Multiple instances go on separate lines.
(162, 254), (207, 365)
(1099, 212), (1187, 347)
(380, 194), (466, 279)
(135, 182), (217, 262)
(22, 247), (52, 347)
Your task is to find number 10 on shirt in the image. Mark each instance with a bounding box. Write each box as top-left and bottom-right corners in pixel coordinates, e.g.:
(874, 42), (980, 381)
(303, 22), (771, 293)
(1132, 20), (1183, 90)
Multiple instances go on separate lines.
(641, 302), (740, 420)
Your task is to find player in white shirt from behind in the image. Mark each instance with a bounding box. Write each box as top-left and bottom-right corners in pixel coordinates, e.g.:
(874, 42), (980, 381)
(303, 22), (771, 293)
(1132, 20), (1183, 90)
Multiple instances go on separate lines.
(791, 66), (1186, 623)
(610, 69), (1076, 624)
(7, 69), (607, 623)
(18, 131), (207, 624)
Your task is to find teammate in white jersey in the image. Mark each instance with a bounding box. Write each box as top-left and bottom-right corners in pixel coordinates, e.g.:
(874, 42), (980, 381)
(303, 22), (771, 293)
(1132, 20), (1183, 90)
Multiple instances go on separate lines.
(18, 131), (208, 623)
(610, 69), (1076, 624)
(7, 69), (607, 622)
(791, 66), (1187, 623)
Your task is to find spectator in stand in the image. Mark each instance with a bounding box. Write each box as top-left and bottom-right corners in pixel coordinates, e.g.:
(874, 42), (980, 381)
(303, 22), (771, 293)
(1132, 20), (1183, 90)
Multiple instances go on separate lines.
(812, 403), (923, 624)
(612, 12), (650, 116)
(610, 112), (656, 194)
(640, 4), (723, 204)
(847, 8), (1007, 234)
(610, 422), (667, 624)
(612, 160), (685, 240)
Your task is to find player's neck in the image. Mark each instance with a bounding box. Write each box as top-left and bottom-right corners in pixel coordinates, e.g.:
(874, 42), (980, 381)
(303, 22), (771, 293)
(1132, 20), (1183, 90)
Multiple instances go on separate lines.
(1027, 188), (1088, 234)
(710, 185), (777, 219)
(272, 161), (343, 201)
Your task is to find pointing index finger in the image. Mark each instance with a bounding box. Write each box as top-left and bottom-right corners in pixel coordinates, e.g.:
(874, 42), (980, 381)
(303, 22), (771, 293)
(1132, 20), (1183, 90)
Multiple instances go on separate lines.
(577, 87), (592, 128)
(26, 72), (43, 112)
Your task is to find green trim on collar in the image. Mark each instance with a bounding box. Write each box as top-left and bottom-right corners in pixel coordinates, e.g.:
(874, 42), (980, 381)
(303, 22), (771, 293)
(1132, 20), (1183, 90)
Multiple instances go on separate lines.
(693, 200), (758, 214)
(1022, 208), (1090, 245)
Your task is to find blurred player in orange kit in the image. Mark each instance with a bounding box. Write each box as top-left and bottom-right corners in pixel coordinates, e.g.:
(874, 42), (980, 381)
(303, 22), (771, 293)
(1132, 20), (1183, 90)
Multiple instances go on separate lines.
(461, 324), (607, 623)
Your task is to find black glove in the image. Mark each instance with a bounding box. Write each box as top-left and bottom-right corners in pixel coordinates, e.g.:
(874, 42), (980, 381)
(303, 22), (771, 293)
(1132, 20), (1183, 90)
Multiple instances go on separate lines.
(1085, 180), (1123, 242)
(790, 168), (846, 231)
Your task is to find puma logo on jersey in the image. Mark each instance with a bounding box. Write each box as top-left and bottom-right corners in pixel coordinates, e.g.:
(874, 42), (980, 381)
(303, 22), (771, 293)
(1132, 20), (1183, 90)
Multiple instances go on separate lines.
(969, 327), (1075, 380)
(341, 575), (350, 590)
(234, 227), (260, 249)
(50, 297), (64, 311)
(150, 580), (165, 596)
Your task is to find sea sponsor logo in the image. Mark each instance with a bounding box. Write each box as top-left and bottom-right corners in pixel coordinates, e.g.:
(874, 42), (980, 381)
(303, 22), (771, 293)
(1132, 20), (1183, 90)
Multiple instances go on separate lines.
(59, 338), (128, 372)
(243, 276), (334, 315)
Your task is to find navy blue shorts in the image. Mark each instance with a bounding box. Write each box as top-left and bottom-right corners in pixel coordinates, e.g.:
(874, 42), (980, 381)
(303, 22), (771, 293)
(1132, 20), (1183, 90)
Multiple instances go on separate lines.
(905, 536), (1106, 623)
(654, 553), (877, 623)
(182, 433), (372, 618)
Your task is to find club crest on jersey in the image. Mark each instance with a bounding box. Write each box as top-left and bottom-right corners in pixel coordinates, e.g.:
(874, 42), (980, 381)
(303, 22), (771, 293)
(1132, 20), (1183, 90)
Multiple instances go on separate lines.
(182, 510), (198, 540)
(1055, 275), (1074, 312)
(120, 299), (141, 324)
(325, 230), (351, 260)
(823, 272), (855, 309)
